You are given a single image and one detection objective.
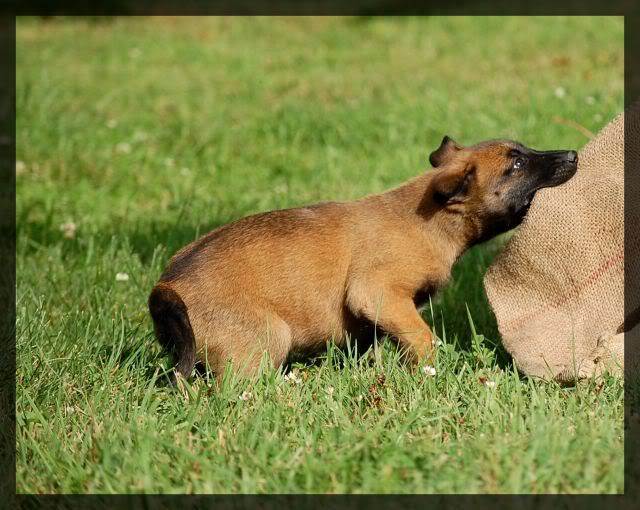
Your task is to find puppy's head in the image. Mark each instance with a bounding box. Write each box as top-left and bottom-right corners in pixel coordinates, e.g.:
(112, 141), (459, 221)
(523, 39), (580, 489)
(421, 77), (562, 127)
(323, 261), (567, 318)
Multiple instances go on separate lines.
(428, 136), (578, 244)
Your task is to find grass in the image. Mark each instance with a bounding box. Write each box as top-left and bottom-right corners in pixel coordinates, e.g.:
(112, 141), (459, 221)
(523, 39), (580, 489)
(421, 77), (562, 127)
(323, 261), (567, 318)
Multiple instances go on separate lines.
(15, 16), (625, 494)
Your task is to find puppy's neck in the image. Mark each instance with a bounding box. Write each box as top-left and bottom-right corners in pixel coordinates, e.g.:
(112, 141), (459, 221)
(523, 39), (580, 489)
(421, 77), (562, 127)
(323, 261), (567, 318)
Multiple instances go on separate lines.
(381, 172), (477, 263)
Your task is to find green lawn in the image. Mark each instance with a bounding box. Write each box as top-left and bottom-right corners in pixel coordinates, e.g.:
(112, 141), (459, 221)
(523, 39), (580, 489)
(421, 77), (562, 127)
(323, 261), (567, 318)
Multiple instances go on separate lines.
(16, 16), (624, 494)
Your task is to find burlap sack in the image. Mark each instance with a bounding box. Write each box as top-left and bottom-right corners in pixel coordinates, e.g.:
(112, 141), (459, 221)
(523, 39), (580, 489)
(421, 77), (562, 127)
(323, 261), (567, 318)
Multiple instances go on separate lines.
(484, 106), (639, 383)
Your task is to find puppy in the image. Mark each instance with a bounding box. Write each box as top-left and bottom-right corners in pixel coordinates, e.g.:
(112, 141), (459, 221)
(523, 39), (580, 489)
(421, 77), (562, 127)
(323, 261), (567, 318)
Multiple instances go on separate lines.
(149, 136), (578, 380)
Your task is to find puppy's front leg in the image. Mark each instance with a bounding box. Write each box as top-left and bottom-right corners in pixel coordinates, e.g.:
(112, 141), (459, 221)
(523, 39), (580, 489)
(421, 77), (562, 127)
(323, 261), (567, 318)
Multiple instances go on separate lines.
(347, 282), (435, 365)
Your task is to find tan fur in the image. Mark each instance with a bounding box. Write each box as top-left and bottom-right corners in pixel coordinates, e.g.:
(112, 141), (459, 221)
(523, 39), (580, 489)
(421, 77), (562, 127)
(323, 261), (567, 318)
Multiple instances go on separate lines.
(150, 137), (575, 378)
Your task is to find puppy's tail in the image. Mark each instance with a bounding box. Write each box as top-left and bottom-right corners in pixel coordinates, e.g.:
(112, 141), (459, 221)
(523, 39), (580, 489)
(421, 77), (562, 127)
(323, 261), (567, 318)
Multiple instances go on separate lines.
(148, 283), (196, 380)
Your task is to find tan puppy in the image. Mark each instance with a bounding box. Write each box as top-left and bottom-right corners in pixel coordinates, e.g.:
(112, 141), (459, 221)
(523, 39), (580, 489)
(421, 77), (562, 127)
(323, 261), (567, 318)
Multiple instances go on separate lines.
(149, 137), (578, 380)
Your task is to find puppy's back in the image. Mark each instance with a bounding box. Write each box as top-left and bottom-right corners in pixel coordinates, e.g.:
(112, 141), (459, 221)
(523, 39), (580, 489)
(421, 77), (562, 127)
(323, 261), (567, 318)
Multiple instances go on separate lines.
(158, 201), (356, 345)
(161, 201), (349, 283)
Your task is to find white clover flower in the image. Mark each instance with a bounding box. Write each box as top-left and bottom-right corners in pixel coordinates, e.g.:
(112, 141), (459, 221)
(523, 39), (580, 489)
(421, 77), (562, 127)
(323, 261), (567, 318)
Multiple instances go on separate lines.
(422, 365), (436, 376)
(585, 96), (596, 105)
(116, 142), (131, 154)
(115, 272), (129, 282)
(239, 390), (253, 401)
(106, 119), (118, 129)
(15, 160), (26, 175)
(133, 130), (149, 142)
(478, 376), (496, 387)
(554, 86), (566, 98)
(274, 183), (288, 194)
(59, 221), (77, 239)
(284, 371), (302, 384)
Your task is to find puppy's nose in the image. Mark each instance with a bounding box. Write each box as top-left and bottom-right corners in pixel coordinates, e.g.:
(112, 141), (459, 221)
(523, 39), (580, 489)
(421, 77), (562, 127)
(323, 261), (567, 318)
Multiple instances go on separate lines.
(565, 150), (578, 162)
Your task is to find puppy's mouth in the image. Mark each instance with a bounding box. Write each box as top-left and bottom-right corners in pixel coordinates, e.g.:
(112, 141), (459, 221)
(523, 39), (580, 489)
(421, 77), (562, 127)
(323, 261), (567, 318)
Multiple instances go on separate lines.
(547, 161), (578, 187)
(521, 153), (578, 214)
(539, 152), (579, 189)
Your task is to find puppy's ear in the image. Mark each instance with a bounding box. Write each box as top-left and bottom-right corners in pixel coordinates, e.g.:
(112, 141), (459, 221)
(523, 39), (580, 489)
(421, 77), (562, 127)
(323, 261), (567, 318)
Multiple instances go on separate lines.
(431, 164), (475, 204)
(429, 135), (463, 168)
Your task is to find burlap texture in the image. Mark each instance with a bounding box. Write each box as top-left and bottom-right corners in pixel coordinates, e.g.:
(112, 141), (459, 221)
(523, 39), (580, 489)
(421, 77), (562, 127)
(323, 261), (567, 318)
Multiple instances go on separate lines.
(484, 107), (638, 383)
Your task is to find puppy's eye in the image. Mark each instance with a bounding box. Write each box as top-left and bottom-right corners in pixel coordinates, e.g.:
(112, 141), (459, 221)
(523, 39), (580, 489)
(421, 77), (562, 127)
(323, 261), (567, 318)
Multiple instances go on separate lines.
(513, 157), (525, 170)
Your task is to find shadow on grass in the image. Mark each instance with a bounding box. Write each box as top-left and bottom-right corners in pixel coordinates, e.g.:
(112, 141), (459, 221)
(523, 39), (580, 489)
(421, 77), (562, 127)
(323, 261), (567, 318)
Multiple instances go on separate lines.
(17, 201), (232, 265)
(430, 239), (514, 370)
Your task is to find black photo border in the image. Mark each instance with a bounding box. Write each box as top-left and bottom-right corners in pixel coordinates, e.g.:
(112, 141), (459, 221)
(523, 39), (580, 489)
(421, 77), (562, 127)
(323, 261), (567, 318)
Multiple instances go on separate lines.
(2, 2), (638, 508)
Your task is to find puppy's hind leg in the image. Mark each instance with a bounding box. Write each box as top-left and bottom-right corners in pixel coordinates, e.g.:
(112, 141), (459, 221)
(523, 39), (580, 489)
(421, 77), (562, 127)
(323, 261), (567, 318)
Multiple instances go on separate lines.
(199, 308), (293, 381)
